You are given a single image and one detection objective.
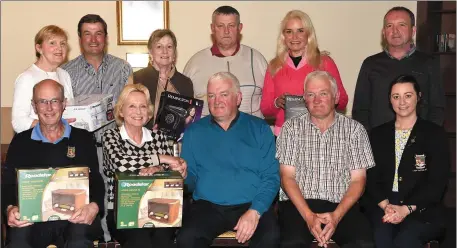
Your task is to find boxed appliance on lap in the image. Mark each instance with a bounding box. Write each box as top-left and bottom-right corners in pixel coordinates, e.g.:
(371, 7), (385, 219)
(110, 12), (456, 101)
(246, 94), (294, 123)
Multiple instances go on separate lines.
(17, 167), (90, 222)
(114, 170), (183, 229)
(62, 94), (115, 132)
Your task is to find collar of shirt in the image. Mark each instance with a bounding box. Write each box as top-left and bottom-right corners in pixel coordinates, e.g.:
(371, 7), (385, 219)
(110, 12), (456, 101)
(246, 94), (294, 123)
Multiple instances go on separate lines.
(119, 124), (153, 146)
(81, 53), (109, 75)
(31, 119), (72, 144)
(286, 53), (307, 70)
(305, 111), (340, 132)
(384, 44), (416, 60)
(210, 42), (241, 57)
(211, 111), (241, 130)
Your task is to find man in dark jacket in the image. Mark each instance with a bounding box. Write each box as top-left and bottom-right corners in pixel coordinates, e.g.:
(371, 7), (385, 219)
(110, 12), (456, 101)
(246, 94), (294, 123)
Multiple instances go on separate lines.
(2, 79), (104, 248)
(352, 6), (445, 132)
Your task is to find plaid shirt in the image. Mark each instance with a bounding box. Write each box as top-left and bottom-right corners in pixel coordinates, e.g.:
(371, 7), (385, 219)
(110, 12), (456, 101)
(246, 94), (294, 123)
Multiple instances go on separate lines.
(276, 112), (375, 202)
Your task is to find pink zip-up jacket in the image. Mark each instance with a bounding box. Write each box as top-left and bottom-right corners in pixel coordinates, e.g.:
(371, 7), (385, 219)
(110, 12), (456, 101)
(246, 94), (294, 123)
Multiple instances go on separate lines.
(260, 55), (348, 136)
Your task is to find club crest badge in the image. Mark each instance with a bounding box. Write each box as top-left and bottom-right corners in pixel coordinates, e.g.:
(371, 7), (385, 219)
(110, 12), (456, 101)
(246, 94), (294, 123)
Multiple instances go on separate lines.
(414, 154), (426, 171)
(67, 146), (76, 158)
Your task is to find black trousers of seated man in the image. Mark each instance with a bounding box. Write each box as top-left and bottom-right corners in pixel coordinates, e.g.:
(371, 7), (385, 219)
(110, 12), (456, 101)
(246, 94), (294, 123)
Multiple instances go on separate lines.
(176, 199), (280, 248)
(107, 209), (176, 248)
(5, 216), (102, 248)
(279, 200), (374, 248)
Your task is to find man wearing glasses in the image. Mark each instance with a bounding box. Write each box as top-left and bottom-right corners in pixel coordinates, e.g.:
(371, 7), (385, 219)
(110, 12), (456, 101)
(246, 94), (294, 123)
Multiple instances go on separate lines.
(2, 79), (105, 248)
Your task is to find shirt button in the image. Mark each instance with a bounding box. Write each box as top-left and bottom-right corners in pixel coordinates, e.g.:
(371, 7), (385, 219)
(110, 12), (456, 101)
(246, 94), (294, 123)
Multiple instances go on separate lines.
(400, 200), (404, 204)
(399, 177), (402, 182)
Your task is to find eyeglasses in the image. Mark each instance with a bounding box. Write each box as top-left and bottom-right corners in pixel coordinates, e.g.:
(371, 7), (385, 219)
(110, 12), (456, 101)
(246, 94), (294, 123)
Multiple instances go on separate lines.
(35, 98), (63, 108)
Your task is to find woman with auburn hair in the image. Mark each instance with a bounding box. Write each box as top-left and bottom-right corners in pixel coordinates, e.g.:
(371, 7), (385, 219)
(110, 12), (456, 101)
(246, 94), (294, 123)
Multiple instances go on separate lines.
(102, 84), (187, 248)
(260, 10), (348, 136)
(133, 29), (194, 129)
(12, 25), (74, 133)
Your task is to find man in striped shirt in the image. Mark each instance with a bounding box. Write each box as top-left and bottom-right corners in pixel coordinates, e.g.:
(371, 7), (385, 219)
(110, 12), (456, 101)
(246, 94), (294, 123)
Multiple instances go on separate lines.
(61, 14), (133, 242)
(276, 71), (375, 248)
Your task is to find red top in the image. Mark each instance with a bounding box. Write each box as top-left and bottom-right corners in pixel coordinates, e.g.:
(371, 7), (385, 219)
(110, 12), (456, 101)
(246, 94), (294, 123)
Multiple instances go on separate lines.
(260, 55), (348, 135)
(210, 42), (241, 57)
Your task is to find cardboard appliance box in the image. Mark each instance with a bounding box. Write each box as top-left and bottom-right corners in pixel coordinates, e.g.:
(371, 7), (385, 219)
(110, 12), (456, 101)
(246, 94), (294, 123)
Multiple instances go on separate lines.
(62, 94), (115, 132)
(115, 170), (183, 229)
(285, 95), (308, 121)
(17, 167), (90, 222)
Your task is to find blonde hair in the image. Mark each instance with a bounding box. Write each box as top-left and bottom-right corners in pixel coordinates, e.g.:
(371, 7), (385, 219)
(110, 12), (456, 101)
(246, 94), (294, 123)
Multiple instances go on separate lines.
(269, 10), (327, 76)
(34, 25), (68, 58)
(114, 84), (154, 126)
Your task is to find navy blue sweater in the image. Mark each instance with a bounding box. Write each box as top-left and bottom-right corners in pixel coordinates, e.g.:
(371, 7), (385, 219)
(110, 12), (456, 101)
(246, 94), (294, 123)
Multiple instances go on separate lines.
(2, 127), (105, 217)
(181, 112), (279, 215)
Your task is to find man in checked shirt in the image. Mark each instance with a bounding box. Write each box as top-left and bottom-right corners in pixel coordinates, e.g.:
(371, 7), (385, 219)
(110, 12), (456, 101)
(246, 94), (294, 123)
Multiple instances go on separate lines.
(61, 14), (133, 243)
(276, 71), (375, 248)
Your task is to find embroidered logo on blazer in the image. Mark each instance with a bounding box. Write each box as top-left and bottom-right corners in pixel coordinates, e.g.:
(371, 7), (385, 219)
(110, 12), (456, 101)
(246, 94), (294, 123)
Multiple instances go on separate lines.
(67, 146), (76, 158)
(414, 154), (426, 171)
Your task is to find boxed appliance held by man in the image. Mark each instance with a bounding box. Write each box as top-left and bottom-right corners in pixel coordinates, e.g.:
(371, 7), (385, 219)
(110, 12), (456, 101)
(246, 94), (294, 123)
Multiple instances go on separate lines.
(62, 94), (115, 132)
(114, 170), (183, 229)
(17, 167), (90, 222)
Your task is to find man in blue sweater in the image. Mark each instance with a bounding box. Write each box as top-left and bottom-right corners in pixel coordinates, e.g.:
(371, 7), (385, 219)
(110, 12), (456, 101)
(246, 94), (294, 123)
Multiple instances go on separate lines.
(177, 72), (280, 248)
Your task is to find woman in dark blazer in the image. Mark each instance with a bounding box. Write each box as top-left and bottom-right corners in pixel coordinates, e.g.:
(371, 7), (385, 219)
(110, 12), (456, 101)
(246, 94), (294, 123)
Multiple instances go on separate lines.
(133, 29), (194, 129)
(365, 75), (450, 248)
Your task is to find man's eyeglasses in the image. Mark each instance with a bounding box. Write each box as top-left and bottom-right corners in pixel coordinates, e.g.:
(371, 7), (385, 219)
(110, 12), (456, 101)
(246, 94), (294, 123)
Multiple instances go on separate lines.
(34, 99), (63, 108)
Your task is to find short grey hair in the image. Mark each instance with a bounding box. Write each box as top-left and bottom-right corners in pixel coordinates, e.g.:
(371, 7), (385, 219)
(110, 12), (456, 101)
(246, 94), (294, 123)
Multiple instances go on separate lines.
(304, 70), (338, 97)
(211, 6), (241, 24)
(207, 71), (241, 93)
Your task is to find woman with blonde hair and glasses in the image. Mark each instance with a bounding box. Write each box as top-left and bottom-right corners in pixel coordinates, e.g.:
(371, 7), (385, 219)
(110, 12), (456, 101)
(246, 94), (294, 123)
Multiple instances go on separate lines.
(133, 29), (194, 129)
(12, 25), (74, 133)
(102, 84), (187, 248)
(260, 10), (348, 136)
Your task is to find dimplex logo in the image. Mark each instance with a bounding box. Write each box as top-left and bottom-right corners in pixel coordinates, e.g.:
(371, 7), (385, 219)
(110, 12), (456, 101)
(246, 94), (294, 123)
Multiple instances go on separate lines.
(121, 182), (149, 188)
(24, 173), (51, 179)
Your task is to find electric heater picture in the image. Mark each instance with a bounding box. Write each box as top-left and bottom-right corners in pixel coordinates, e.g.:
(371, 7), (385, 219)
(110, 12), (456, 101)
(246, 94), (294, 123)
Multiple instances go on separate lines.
(148, 198), (180, 224)
(51, 189), (87, 215)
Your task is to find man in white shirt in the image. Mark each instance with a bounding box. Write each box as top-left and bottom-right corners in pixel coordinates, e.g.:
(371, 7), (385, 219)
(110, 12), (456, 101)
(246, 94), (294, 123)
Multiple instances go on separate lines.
(183, 5), (268, 118)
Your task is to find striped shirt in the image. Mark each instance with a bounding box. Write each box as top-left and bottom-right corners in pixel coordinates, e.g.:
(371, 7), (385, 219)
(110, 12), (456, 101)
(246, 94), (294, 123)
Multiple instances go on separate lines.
(61, 53), (132, 103)
(276, 112), (375, 203)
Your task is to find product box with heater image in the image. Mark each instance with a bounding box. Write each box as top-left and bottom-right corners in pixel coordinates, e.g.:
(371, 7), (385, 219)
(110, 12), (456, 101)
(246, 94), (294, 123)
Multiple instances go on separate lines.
(155, 92), (203, 140)
(114, 170), (183, 229)
(16, 167), (90, 222)
(62, 94), (115, 132)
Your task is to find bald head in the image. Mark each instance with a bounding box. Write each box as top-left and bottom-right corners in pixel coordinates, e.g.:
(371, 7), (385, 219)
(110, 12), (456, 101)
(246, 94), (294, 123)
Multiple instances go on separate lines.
(33, 79), (65, 101)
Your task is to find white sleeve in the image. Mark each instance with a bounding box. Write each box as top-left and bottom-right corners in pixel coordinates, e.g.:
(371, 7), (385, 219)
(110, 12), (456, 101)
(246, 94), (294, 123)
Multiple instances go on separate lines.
(254, 50), (268, 86)
(12, 73), (36, 133)
(59, 69), (74, 100)
(182, 55), (196, 82)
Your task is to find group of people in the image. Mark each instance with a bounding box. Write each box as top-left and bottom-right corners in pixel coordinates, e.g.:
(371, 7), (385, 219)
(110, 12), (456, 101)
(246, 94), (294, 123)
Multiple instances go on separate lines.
(2, 4), (450, 248)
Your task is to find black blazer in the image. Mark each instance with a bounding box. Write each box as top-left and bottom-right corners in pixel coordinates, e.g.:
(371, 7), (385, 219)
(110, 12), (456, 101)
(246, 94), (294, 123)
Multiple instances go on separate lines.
(365, 117), (450, 223)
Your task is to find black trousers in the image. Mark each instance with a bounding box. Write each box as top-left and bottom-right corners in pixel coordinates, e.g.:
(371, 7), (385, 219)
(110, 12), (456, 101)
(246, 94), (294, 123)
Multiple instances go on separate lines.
(176, 200), (279, 248)
(5, 216), (102, 248)
(367, 206), (444, 248)
(279, 200), (374, 248)
(107, 209), (176, 248)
